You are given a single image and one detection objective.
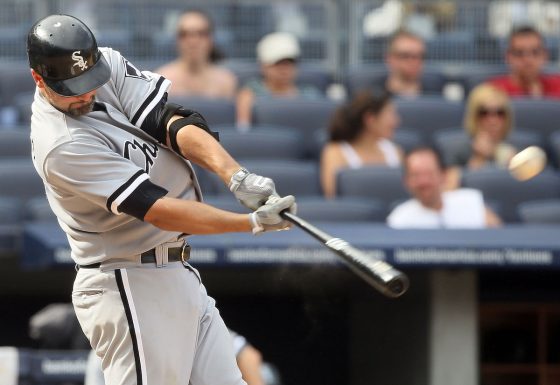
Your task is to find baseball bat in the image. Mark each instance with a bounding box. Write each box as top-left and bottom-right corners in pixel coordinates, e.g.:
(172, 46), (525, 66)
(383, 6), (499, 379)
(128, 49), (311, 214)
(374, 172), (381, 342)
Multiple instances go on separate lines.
(280, 211), (409, 298)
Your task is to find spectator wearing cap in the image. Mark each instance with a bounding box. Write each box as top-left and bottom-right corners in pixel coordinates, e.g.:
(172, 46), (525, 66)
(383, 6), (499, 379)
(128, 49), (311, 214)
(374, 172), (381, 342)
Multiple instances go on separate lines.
(489, 26), (560, 98)
(236, 32), (322, 128)
(387, 147), (502, 229)
(156, 9), (237, 99)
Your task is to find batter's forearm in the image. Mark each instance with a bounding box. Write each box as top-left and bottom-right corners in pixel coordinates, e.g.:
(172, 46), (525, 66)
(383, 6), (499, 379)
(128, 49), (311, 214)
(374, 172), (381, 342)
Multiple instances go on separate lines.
(167, 116), (240, 184)
(144, 197), (251, 234)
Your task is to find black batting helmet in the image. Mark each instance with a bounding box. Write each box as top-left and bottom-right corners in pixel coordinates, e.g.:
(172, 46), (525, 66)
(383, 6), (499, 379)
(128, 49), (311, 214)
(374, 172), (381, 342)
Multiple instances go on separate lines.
(27, 14), (111, 96)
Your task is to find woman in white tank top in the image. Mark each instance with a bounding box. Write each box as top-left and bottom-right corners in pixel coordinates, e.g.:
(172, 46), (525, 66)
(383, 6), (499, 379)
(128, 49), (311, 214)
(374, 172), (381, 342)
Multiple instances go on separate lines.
(320, 91), (403, 198)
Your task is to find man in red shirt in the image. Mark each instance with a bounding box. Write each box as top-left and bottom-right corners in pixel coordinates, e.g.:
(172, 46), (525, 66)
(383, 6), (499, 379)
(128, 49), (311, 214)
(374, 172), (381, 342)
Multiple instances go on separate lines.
(489, 26), (560, 98)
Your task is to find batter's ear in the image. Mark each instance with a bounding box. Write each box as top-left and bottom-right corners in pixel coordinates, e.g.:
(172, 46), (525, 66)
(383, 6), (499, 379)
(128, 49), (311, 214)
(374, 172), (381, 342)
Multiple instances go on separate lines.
(30, 69), (46, 89)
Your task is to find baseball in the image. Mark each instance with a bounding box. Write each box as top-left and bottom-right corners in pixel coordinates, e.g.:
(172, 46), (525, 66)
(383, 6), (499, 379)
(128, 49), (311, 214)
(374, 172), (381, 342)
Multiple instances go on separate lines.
(508, 146), (547, 181)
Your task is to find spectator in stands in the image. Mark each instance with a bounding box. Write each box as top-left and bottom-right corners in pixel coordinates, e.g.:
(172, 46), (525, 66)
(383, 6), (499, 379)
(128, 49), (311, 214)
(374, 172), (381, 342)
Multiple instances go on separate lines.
(489, 26), (560, 98)
(236, 32), (322, 128)
(320, 90), (402, 198)
(384, 30), (426, 97)
(156, 9), (237, 99)
(445, 84), (517, 189)
(459, 84), (516, 169)
(387, 147), (502, 228)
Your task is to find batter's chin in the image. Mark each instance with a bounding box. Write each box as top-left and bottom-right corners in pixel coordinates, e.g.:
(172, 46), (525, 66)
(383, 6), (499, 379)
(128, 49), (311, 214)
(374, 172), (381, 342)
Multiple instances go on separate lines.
(68, 99), (95, 117)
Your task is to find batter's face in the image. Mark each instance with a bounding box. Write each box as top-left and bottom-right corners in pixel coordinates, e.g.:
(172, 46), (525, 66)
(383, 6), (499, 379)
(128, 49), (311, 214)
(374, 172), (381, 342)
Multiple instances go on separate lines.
(31, 70), (96, 117)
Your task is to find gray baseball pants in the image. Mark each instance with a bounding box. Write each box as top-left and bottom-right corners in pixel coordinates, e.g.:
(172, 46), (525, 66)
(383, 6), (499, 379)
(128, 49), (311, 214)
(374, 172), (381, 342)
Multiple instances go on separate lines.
(72, 261), (245, 385)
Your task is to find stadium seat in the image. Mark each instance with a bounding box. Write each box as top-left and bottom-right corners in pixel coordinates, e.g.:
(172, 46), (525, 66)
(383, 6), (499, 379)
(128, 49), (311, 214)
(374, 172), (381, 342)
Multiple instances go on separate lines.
(462, 168), (560, 222)
(252, 98), (340, 141)
(511, 99), (560, 138)
(0, 130), (31, 158)
(426, 31), (476, 62)
(460, 65), (507, 94)
(218, 128), (306, 160)
(394, 128), (425, 152)
(549, 131), (560, 168)
(167, 96), (236, 126)
(336, 166), (409, 208)
(294, 197), (386, 222)
(0, 62), (35, 108)
(395, 98), (464, 142)
(518, 199), (560, 224)
(0, 158), (44, 200)
(197, 160), (321, 197)
(14, 92), (33, 125)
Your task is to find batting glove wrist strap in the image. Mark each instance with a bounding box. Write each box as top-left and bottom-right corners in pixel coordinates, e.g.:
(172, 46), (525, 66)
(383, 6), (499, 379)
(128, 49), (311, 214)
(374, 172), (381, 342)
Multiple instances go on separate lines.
(229, 168), (278, 210)
(228, 167), (251, 192)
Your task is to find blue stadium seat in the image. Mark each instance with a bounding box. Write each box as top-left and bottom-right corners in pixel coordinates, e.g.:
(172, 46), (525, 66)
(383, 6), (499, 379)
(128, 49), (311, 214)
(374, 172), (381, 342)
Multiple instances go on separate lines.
(14, 92), (33, 125)
(394, 128), (425, 152)
(252, 99), (340, 140)
(336, 166), (408, 208)
(0, 158), (44, 200)
(294, 197), (386, 222)
(0, 62), (36, 108)
(549, 131), (560, 168)
(218, 128), (306, 160)
(197, 160), (321, 197)
(0, 130), (31, 158)
(462, 168), (560, 222)
(395, 98), (464, 142)
(518, 199), (560, 224)
(167, 96), (236, 126)
(426, 31), (476, 62)
(511, 99), (560, 138)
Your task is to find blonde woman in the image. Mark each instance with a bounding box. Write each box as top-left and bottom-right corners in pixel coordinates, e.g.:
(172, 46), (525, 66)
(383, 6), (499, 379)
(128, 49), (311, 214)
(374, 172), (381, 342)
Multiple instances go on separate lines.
(446, 84), (517, 189)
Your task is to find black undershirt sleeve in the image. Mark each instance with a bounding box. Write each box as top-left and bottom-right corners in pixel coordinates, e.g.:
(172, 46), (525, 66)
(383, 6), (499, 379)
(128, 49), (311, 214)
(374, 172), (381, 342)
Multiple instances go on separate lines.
(118, 179), (168, 221)
(139, 95), (169, 144)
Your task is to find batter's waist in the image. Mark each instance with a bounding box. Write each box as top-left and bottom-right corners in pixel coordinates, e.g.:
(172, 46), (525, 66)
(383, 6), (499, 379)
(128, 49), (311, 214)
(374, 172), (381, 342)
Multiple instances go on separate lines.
(77, 242), (191, 269)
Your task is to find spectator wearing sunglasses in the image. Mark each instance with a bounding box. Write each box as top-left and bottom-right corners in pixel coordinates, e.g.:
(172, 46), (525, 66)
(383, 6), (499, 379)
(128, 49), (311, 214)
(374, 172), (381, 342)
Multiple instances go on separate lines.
(156, 10), (237, 99)
(489, 26), (560, 99)
(446, 84), (516, 189)
(384, 30), (426, 97)
(236, 32), (322, 128)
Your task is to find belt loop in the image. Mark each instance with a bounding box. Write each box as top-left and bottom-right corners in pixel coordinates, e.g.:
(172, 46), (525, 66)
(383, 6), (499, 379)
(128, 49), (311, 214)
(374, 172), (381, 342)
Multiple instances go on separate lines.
(154, 244), (168, 267)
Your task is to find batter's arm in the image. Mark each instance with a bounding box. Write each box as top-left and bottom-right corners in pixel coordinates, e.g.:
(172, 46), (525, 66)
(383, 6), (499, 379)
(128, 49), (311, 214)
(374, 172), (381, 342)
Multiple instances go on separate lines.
(166, 115), (241, 184)
(145, 198), (251, 234)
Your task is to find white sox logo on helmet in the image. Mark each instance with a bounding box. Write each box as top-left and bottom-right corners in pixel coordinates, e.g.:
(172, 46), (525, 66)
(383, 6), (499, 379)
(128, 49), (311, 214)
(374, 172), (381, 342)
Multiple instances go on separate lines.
(72, 51), (88, 71)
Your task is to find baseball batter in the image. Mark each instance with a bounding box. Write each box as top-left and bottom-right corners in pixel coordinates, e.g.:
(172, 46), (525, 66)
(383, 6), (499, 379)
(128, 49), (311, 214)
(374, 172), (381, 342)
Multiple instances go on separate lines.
(27, 14), (296, 385)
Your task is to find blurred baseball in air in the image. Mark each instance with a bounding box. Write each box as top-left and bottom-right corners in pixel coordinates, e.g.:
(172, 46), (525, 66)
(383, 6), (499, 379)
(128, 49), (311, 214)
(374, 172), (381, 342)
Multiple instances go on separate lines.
(508, 146), (547, 181)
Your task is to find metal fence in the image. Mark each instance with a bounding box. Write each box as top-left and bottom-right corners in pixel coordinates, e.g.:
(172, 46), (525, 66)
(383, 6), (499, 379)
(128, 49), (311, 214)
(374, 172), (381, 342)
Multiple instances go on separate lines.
(1, 0), (560, 73)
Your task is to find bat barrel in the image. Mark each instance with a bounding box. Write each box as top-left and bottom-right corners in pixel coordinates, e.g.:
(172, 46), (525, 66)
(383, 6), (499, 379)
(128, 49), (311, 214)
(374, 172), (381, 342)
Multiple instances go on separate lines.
(281, 211), (409, 298)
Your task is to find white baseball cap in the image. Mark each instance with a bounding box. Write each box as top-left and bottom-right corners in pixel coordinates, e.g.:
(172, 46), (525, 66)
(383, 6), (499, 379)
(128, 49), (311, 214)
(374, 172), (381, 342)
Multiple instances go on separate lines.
(257, 32), (300, 65)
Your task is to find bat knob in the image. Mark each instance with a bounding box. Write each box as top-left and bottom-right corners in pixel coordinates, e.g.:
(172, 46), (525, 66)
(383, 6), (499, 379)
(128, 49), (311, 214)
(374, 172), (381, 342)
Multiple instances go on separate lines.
(386, 275), (410, 298)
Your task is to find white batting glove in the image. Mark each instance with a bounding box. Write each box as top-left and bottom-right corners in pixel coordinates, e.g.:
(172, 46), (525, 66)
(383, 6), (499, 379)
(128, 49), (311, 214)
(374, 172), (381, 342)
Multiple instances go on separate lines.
(249, 195), (297, 235)
(229, 167), (278, 210)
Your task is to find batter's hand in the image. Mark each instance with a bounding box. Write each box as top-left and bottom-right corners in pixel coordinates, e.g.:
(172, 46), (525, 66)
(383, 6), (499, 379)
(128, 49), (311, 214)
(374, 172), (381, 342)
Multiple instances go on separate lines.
(229, 167), (278, 210)
(249, 195), (297, 235)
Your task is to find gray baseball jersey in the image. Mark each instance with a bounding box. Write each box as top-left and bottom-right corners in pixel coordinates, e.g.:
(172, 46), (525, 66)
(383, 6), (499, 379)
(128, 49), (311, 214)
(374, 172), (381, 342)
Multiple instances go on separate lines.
(30, 47), (202, 265)
(32, 46), (246, 385)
